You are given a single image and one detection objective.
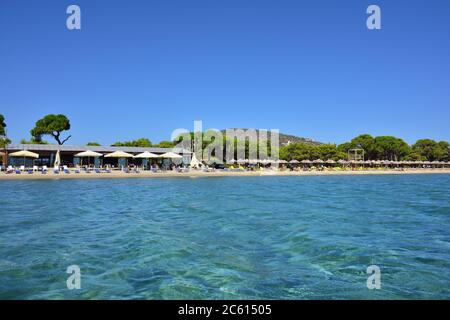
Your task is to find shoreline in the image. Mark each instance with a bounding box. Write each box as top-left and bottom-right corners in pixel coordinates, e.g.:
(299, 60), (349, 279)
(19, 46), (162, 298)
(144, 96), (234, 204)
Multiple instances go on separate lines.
(1, 169), (450, 180)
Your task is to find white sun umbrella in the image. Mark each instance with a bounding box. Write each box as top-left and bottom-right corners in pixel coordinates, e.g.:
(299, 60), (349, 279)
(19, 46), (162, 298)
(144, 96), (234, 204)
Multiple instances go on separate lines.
(133, 151), (159, 169)
(159, 152), (183, 159)
(289, 159), (299, 164)
(160, 152), (183, 167)
(75, 150), (103, 167)
(54, 150), (61, 168)
(104, 150), (134, 158)
(190, 153), (202, 168)
(104, 150), (134, 168)
(133, 151), (159, 159)
(9, 150), (39, 158)
(9, 150), (39, 168)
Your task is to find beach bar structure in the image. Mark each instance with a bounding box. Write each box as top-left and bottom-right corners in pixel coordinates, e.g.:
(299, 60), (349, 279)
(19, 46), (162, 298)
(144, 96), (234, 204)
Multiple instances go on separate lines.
(5, 144), (191, 168)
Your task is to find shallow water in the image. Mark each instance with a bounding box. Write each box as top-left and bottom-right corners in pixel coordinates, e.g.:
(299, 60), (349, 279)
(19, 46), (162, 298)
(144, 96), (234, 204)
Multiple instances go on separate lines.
(0, 174), (449, 299)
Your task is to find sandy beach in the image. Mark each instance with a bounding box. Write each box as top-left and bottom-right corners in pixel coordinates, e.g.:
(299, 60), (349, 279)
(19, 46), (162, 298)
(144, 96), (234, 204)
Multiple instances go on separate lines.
(1, 169), (449, 180)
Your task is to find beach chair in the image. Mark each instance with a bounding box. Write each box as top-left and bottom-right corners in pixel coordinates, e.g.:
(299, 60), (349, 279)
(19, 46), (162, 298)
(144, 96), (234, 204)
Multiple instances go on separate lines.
(95, 168), (101, 174)
(42, 166), (48, 174)
(20, 165), (25, 172)
(123, 168), (130, 173)
(33, 165), (38, 172)
(53, 166), (60, 174)
(15, 168), (21, 174)
(6, 165), (14, 174)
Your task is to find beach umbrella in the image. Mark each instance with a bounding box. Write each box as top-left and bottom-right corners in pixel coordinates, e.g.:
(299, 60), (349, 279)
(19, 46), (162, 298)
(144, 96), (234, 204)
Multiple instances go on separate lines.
(133, 151), (159, 168)
(236, 159), (247, 164)
(9, 150), (39, 167)
(337, 159), (347, 164)
(104, 150), (134, 168)
(189, 153), (201, 168)
(278, 159), (288, 164)
(9, 150), (39, 158)
(301, 159), (312, 164)
(313, 159), (324, 164)
(104, 150), (134, 158)
(289, 159), (299, 164)
(75, 150), (103, 157)
(75, 150), (103, 167)
(133, 151), (159, 159)
(325, 159), (336, 164)
(54, 150), (61, 168)
(159, 152), (183, 159)
(160, 152), (183, 167)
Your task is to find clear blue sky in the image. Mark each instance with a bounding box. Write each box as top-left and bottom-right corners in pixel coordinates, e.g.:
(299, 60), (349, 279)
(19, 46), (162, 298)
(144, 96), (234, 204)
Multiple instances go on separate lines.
(1, 0), (449, 145)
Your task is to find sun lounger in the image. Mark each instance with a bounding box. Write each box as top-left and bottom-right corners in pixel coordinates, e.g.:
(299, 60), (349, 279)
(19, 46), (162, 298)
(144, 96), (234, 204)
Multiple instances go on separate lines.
(95, 168), (101, 174)
(75, 169), (81, 174)
(6, 166), (14, 174)
(20, 165), (25, 171)
(42, 166), (48, 174)
(15, 169), (21, 174)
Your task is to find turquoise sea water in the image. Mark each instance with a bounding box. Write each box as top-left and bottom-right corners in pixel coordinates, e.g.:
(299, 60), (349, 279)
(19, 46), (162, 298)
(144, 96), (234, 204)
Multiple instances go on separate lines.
(0, 174), (449, 299)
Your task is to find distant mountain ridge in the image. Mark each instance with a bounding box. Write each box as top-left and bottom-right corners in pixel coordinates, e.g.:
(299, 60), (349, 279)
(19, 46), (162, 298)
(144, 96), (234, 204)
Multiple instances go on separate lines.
(220, 129), (321, 146)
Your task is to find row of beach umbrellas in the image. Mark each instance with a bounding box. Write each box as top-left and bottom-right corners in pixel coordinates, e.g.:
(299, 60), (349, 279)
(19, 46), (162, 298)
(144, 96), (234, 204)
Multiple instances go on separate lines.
(3, 149), (184, 168)
(225, 158), (449, 165)
(74, 150), (183, 159)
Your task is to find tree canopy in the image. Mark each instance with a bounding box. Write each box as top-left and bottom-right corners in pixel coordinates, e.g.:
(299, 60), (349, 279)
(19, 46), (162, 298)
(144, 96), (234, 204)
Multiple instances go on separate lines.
(20, 138), (49, 145)
(31, 114), (71, 145)
(86, 142), (101, 146)
(280, 143), (346, 161)
(153, 140), (176, 148)
(0, 114), (6, 136)
(111, 138), (152, 147)
(412, 139), (449, 161)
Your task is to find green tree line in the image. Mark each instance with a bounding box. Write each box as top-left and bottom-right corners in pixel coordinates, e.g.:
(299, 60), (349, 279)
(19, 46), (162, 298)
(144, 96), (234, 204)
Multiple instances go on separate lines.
(280, 134), (449, 162)
(1, 114), (449, 162)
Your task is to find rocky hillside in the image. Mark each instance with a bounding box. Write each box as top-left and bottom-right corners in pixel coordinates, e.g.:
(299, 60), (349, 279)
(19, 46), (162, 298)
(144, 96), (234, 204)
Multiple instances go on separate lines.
(220, 129), (321, 146)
